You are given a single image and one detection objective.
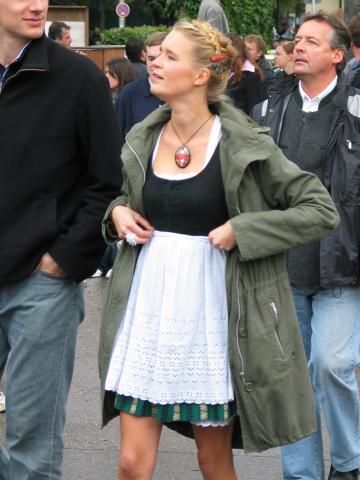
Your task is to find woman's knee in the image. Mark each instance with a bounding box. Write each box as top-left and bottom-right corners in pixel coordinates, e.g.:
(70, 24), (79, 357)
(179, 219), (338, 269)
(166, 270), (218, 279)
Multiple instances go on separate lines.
(119, 447), (155, 479)
(197, 448), (218, 476)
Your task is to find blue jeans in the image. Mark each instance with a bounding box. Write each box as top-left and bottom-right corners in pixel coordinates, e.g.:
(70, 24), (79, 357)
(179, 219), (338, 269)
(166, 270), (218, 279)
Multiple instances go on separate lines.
(281, 287), (360, 479)
(0, 270), (84, 480)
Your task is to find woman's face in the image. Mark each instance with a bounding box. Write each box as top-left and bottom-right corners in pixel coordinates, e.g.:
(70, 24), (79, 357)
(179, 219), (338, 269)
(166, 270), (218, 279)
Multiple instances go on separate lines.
(105, 68), (119, 91)
(150, 29), (206, 102)
(275, 45), (292, 70)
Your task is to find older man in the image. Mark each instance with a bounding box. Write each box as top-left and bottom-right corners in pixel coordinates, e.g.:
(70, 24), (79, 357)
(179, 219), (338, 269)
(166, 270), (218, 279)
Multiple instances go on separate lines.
(252, 14), (360, 480)
(0, 1), (121, 478)
(48, 20), (72, 48)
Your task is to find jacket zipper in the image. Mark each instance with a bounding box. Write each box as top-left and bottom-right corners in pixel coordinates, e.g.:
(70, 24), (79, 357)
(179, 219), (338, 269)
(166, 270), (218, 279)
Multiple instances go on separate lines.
(236, 274), (246, 382)
(270, 301), (285, 359)
(235, 207), (246, 382)
(0, 68), (46, 94)
(125, 138), (146, 184)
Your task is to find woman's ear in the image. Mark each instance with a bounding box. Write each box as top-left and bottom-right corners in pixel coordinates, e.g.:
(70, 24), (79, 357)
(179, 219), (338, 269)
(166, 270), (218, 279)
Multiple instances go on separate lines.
(194, 67), (211, 86)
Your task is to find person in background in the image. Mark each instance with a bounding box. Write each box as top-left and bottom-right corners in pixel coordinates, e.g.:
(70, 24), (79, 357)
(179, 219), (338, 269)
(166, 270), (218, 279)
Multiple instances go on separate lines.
(105, 57), (137, 103)
(91, 57), (137, 279)
(342, 14), (360, 87)
(0, 0), (122, 478)
(226, 33), (264, 115)
(274, 40), (294, 75)
(198, 0), (229, 35)
(115, 31), (167, 145)
(48, 21), (72, 48)
(125, 38), (147, 79)
(99, 18), (339, 480)
(90, 26), (104, 45)
(245, 34), (274, 96)
(252, 13), (360, 480)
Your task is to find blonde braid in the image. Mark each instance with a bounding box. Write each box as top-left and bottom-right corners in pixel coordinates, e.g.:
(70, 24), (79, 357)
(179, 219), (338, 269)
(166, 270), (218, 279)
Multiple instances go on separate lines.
(173, 19), (236, 102)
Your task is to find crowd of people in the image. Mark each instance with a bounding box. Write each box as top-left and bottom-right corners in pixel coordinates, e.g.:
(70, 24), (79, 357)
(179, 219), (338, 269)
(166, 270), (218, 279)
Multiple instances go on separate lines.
(0, 1), (360, 480)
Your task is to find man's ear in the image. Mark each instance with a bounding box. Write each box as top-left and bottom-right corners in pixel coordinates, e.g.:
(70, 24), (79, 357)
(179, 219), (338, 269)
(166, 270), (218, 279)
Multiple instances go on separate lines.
(141, 50), (147, 62)
(194, 68), (211, 86)
(332, 48), (344, 67)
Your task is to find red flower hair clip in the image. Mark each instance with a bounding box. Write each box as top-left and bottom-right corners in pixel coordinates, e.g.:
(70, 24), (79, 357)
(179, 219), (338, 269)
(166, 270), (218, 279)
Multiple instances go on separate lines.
(210, 53), (231, 74)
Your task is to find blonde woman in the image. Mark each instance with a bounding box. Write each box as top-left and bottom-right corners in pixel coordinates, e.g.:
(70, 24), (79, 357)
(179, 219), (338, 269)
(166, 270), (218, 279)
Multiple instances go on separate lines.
(99, 20), (339, 480)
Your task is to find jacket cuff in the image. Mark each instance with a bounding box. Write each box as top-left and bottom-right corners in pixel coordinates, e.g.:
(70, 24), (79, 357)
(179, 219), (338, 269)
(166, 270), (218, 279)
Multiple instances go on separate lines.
(102, 196), (128, 244)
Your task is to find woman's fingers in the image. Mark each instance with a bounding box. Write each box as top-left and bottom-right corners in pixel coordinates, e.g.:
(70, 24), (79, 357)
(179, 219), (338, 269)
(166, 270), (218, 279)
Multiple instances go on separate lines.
(112, 206), (154, 243)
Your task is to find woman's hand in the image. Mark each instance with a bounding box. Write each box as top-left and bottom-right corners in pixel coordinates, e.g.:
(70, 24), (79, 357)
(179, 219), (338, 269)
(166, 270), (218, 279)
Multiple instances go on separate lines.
(208, 221), (236, 251)
(112, 205), (154, 245)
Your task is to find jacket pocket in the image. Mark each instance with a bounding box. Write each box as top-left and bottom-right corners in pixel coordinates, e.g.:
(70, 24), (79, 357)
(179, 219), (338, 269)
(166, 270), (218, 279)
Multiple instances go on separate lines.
(0, 193), (58, 276)
(258, 290), (292, 366)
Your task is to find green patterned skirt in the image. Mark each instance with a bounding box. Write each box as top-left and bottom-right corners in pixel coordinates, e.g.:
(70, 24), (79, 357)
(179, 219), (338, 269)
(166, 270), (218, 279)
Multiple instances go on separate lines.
(115, 394), (237, 423)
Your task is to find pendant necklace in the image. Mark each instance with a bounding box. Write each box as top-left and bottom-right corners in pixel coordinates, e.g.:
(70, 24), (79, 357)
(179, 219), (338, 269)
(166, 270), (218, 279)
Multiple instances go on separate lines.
(171, 114), (213, 168)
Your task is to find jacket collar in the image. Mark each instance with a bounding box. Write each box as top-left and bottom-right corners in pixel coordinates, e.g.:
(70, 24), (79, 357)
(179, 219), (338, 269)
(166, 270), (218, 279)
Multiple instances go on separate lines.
(18, 34), (49, 73)
(124, 100), (272, 216)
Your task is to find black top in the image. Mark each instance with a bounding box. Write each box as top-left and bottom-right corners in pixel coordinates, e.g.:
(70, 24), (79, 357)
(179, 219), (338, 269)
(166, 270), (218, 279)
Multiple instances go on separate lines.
(227, 71), (264, 115)
(143, 145), (228, 236)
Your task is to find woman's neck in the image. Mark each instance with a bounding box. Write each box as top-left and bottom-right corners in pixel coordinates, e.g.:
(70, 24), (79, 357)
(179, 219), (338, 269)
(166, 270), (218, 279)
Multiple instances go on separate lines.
(169, 101), (212, 139)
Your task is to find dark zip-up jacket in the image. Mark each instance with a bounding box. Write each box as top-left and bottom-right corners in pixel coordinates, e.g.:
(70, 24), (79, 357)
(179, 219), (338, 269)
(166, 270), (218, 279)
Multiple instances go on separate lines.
(0, 35), (122, 283)
(252, 76), (360, 287)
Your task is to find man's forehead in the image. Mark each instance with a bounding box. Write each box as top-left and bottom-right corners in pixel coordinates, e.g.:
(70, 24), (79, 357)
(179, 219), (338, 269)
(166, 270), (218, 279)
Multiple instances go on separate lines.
(146, 44), (161, 55)
(296, 20), (333, 39)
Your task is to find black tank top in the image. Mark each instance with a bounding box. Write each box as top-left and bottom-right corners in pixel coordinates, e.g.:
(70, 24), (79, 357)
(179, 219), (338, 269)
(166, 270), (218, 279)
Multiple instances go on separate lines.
(143, 145), (228, 236)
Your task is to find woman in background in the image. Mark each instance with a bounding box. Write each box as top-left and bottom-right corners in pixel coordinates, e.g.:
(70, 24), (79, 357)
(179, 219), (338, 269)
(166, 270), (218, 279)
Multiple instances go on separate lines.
(105, 57), (137, 103)
(226, 33), (264, 114)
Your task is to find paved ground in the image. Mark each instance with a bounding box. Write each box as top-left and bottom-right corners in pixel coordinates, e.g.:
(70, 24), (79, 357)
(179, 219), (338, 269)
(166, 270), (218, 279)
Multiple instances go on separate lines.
(2, 277), (354, 479)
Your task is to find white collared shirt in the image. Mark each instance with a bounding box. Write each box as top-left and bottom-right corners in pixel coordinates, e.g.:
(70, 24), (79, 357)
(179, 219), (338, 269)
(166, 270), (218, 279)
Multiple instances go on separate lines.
(299, 76), (338, 112)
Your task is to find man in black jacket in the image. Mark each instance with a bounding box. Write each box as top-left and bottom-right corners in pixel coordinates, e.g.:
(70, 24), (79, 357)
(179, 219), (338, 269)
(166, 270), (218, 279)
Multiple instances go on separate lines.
(0, 1), (122, 478)
(252, 14), (360, 480)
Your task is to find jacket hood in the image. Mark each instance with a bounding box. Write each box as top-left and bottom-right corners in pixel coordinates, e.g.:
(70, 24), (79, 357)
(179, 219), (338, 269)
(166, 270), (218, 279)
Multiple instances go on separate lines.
(125, 99), (272, 175)
(123, 99), (274, 218)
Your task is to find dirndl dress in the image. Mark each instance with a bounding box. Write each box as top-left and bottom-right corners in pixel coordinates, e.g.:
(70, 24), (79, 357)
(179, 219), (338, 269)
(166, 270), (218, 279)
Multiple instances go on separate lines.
(105, 118), (236, 425)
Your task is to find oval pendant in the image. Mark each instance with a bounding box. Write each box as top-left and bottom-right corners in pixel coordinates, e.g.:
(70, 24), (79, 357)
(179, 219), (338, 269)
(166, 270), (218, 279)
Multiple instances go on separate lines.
(175, 145), (191, 168)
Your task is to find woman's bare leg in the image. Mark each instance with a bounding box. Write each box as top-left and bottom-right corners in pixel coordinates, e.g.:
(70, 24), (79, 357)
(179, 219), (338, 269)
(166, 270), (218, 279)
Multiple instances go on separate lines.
(192, 421), (237, 480)
(118, 412), (163, 480)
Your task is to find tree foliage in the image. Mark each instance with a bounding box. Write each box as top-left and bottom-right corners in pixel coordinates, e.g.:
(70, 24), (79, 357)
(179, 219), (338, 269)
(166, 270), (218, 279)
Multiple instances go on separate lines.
(165, 0), (275, 44)
(102, 24), (169, 45)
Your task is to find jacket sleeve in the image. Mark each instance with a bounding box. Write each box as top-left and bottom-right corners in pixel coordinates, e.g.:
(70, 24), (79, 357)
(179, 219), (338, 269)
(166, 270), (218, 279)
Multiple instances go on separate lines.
(102, 168), (130, 245)
(48, 71), (123, 281)
(230, 136), (339, 262)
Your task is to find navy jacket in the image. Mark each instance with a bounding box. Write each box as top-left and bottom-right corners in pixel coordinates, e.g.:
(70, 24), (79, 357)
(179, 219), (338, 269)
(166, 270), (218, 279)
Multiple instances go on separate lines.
(0, 35), (122, 283)
(115, 76), (162, 144)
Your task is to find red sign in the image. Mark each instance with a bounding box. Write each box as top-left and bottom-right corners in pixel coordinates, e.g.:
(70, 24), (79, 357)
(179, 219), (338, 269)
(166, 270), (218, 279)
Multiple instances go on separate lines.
(116, 2), (130, 17)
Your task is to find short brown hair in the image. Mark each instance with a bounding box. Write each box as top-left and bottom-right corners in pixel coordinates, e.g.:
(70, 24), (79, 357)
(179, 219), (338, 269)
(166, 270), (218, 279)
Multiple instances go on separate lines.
(244, 35), (266, 54)
(302, 13), (350, 72)
(145, 31), (168, 49)
(349, 14), (360, 48)
(279, 40), (294, 55)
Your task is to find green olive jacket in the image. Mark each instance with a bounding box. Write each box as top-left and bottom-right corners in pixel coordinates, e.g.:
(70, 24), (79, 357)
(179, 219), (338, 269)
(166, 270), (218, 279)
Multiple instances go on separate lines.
(99, 100), (339, 453)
